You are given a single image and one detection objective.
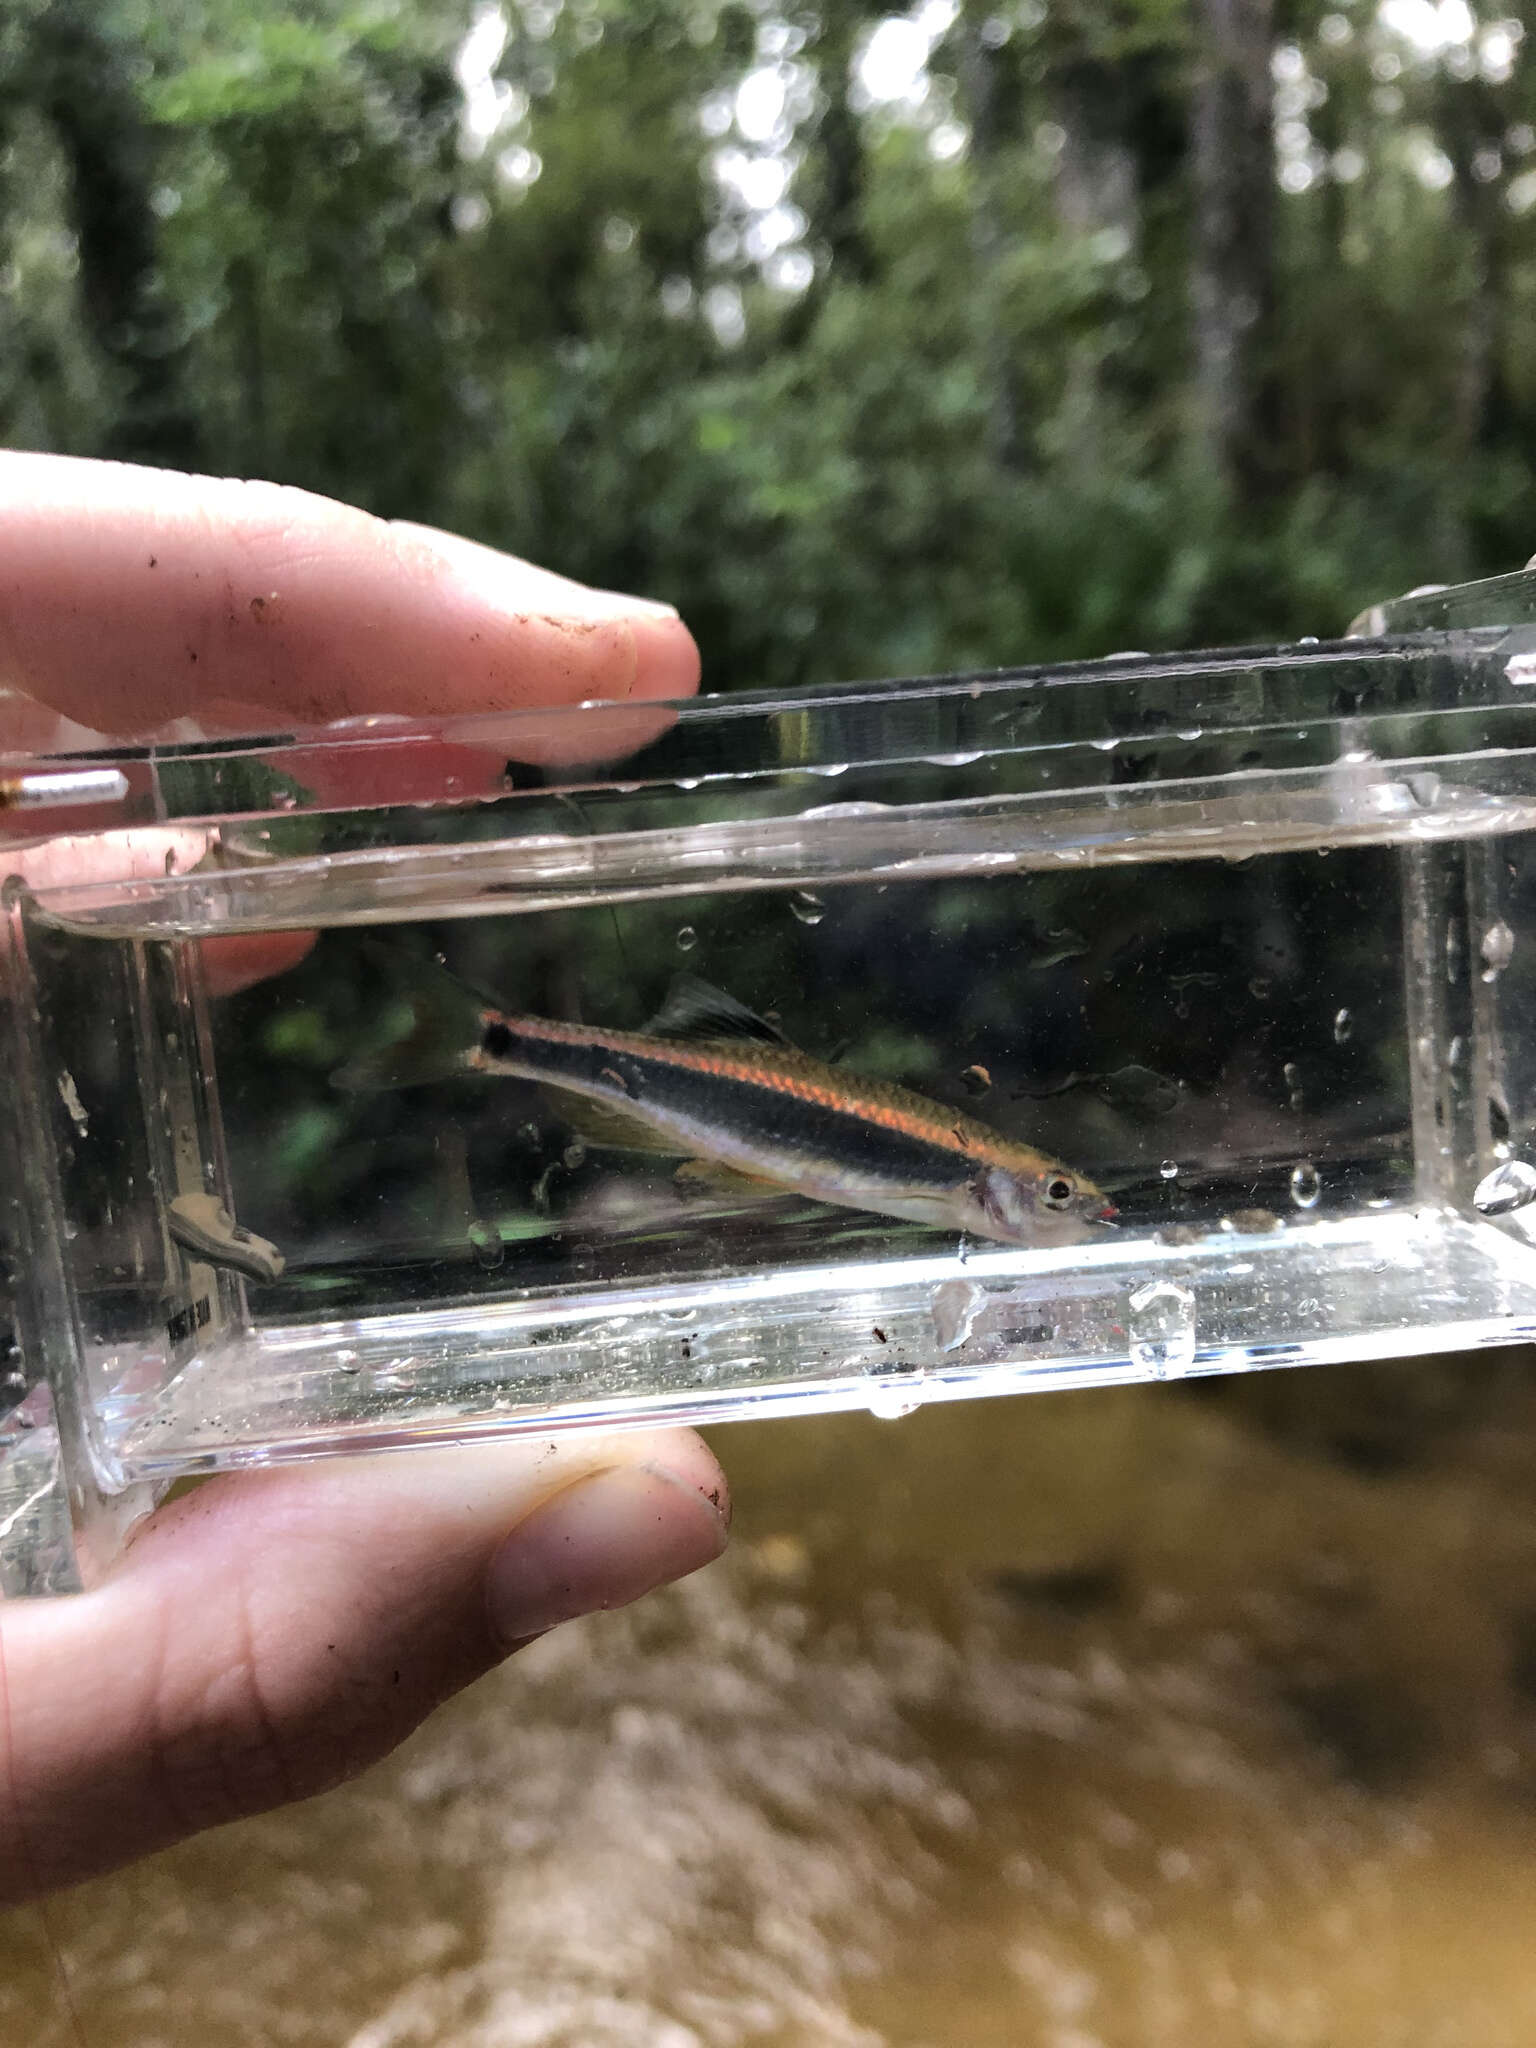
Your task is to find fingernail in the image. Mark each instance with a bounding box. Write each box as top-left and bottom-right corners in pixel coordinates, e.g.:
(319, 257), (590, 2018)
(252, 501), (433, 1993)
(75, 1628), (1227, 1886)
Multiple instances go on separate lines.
(597, 589), (679, 619)
(395, 520), (679, 622)
(486, 1461), (730, 1647)
(626, 610), (701, 700)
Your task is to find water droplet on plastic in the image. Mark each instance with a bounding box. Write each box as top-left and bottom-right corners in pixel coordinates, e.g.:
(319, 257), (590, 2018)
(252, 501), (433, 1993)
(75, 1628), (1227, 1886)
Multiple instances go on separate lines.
(1473, 1159), (1536, 1217)
(1090, 736), (1118, 753)
(675, 925), (698, 953)
(932, 1278), (985, 1352)
(1407, 771), (1441, 808)
(1448, 1035), (1465, 1068)
(1289, 1162), (1322, 1209)
(467, 1221), (504, 1270)
(562, 1140), (588, 1169)
(1482, 921), (1515, 978)
(1332, 1007), (1353, 1044)
(959, 1064), (991, 1098)
(790, 891), (825, 926)
(866, 1374), (924, 1421)
(163, 847), (179, 876)
(1128, 1280), (1196, 1380)
(1297, 634), (1320, 646)
(1283, 1060), (1303, 1110)
(1160, 1159), (1179, 1180)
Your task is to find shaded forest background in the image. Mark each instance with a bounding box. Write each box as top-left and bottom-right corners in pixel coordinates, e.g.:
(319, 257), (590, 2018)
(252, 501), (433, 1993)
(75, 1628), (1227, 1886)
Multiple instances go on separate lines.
(2, 0), (1534, 686)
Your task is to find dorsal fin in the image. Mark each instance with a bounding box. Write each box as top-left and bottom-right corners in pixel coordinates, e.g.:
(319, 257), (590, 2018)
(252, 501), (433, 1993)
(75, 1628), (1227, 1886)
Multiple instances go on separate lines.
(643, 974), (790, 1046)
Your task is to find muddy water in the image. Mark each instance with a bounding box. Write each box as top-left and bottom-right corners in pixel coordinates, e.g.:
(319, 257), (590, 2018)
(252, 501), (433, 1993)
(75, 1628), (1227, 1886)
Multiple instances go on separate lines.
(10, 1356), (1536, 2046)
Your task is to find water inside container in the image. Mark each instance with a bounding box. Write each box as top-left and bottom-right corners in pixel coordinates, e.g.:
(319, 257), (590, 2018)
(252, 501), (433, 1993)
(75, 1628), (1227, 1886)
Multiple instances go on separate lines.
(17, 790), (1536, 1479)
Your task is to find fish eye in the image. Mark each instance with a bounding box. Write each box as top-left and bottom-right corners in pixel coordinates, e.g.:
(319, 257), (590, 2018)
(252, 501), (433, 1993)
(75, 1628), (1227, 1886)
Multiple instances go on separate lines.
(1042, 1173), (1077, 1210)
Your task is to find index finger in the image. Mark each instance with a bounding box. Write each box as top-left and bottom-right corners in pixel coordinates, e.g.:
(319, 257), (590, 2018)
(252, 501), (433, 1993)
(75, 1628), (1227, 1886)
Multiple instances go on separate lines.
(0, 455), (700, 742)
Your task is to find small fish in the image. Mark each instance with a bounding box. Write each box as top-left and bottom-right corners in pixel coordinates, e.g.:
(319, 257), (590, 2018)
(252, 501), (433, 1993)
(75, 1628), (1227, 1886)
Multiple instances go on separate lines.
(337, 971), (1114, 1249)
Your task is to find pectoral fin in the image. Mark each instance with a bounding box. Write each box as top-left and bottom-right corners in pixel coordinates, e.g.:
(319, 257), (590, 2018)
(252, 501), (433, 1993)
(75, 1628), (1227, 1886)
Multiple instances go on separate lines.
(538, 1083), (682, 1156)
(673, 1157), (794, 1198)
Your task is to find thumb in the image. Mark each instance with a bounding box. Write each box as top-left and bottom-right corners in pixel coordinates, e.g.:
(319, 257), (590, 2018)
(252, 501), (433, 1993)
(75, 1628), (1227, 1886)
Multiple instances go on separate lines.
(0, 1428), (729, 1904)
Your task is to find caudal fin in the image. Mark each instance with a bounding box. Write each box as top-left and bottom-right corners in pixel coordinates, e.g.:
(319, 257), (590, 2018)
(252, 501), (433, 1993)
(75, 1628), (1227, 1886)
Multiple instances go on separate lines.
(330, 945), (489, 1093)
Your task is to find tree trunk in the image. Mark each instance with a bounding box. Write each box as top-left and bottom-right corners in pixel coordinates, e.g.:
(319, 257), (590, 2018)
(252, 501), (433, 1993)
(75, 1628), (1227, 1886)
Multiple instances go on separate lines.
(1188, 0), (1277, 499)
(957, 9), (1021, 471)
(31, 3), (201, 468)
(779, 0), (873, 346)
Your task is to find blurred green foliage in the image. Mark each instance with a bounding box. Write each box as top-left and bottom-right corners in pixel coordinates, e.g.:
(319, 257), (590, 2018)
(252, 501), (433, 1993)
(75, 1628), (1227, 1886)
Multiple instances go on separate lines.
(3, 0), (1535, 689)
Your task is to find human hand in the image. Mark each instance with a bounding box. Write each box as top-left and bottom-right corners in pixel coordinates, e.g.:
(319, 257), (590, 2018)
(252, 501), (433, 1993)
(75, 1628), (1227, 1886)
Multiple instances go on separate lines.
(0, 454), (730, 1904)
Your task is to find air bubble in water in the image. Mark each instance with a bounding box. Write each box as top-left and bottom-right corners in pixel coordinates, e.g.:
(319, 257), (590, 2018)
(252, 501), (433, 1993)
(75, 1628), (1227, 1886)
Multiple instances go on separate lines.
(1473, 1159), (1536, 1217)
(960, 1064), (992, 1097)
(1160, 1160), (1179, 1180)
(790, 891), (825, 926)
(1289, 1162), (1322, 1209)
(1482, 922), (1515, 979)
(1333, 1008), (1352, 1044)
(1128, 1280), (1196, 1380)
(675, 925), (698, 953)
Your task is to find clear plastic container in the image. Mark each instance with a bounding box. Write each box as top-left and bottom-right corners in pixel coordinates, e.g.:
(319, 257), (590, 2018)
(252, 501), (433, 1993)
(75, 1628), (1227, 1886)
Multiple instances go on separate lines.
(6, 564), (1536, 1590)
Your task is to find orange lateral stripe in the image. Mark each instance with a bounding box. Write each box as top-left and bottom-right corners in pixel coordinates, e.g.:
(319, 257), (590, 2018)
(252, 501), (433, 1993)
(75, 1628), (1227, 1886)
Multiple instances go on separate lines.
(500, 1012), (996, 1159)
